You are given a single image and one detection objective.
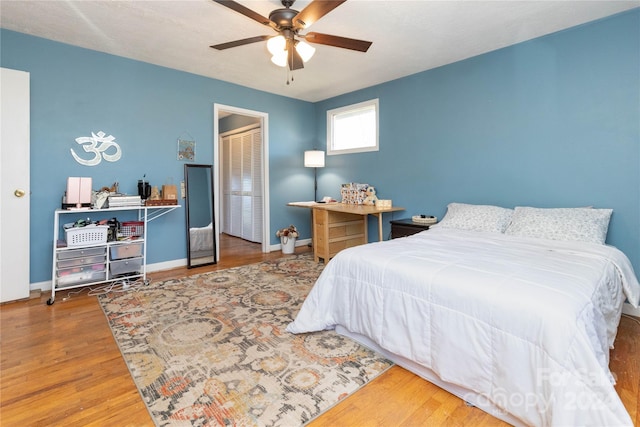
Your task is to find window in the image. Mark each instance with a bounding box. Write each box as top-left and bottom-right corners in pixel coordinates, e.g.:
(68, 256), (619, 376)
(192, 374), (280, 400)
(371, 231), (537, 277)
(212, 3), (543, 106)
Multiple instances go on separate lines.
(327, 98), (379, 155)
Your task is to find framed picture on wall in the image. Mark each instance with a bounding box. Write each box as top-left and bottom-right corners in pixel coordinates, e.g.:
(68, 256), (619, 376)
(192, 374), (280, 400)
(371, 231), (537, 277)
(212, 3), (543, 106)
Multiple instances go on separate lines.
(177, 138), (195, 161)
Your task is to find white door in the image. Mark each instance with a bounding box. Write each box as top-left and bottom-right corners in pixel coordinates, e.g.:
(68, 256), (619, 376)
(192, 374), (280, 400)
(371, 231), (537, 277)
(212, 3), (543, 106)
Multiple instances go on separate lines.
(0, 68), (30, 303)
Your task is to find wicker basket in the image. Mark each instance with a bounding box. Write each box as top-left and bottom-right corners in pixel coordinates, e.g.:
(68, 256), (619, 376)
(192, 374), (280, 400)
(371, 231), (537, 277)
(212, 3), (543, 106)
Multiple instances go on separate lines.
(65, 225), (109, 247)
(411, 215), (438, 225)
(120, 221), (144, 238)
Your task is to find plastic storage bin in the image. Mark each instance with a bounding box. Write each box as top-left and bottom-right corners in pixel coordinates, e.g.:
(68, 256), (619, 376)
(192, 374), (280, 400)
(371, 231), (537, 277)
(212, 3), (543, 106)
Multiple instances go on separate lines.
(120, 221), (144, 238)
(57, 254), (106, 269)
(110, 242), (143, 260)
(57, 246), (106, 260)
(57, 265), (106, 287)
(110, 258), (142, 276)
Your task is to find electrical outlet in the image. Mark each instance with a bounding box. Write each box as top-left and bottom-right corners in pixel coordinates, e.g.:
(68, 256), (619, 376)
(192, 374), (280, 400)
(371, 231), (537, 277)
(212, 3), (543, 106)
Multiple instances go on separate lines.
(180, 181), (185, 199)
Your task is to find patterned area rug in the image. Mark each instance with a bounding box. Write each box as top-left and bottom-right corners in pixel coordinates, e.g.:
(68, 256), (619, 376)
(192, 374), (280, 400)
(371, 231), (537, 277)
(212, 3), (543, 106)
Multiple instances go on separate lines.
(98, 254), (393, 426)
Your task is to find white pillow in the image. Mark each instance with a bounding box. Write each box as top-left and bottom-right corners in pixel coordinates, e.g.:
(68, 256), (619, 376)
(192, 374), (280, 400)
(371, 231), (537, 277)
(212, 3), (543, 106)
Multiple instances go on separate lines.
(436, 203), (514, 233)
(504, 207), (613, 244)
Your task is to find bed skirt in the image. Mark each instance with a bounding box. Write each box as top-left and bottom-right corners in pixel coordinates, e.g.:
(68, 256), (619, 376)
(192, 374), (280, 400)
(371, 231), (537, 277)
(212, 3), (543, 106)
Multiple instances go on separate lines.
(335, 325), (526, 427)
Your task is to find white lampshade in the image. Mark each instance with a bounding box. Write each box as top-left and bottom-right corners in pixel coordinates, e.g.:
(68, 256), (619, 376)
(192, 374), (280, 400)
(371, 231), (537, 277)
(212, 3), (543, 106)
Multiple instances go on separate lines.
(267, 35), (286, 55)
(271, 51), (287, 67)
(304, 150), (325, 168)
(295, 40), (316, 63)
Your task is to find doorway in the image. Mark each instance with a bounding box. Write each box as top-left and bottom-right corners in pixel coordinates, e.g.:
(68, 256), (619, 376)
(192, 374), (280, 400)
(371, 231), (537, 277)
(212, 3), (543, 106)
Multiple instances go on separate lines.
(213, 104), (270, 262)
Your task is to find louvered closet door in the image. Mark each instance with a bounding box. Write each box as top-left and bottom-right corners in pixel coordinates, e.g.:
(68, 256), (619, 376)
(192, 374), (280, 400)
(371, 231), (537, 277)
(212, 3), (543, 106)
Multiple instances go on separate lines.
(221, 135), (232, 235)
(240, 133), (252, 241)
(230, 134), (243, 238)
(222, 127), (262, 243)
(249, 130), (263, 242)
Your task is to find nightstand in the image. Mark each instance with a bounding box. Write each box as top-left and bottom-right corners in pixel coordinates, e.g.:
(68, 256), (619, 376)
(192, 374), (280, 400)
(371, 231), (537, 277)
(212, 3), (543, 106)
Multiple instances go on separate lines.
(390, 218), (435, 238)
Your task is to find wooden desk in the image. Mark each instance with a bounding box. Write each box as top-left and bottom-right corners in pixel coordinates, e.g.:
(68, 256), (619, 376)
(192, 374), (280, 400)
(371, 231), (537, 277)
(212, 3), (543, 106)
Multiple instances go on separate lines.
(288, 202), (405, 263)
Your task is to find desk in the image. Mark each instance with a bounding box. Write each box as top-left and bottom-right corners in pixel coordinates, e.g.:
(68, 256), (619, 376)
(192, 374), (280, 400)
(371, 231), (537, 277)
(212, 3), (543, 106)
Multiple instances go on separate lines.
(288, 202), (404, 263)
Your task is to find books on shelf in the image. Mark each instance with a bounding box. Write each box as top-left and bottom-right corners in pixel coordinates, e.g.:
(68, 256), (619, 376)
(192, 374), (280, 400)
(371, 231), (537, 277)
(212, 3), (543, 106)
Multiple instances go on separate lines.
(108, 195), (142, 207)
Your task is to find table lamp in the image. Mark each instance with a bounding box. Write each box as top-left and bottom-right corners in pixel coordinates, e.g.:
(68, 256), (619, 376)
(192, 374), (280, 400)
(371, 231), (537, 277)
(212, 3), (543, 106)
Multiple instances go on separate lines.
(304, 150), (325, 202)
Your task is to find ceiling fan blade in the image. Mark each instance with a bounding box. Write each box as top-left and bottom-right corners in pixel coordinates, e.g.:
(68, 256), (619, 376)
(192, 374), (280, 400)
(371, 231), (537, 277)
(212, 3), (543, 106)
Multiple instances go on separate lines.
(210, 35), (270, 50)
(212, 0), (272, 27)
(287, 39), (304, 71)
(303, 32), (372, 52)
(293, 0), (346, 30)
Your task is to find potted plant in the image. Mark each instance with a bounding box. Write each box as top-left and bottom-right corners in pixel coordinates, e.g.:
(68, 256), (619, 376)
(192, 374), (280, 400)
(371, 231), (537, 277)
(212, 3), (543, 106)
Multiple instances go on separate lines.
(276, 224), (299, 254)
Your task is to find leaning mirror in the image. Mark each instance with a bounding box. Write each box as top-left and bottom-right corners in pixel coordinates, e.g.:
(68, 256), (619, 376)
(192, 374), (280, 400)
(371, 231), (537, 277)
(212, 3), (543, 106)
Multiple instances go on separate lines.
(184, 164), (216, 268)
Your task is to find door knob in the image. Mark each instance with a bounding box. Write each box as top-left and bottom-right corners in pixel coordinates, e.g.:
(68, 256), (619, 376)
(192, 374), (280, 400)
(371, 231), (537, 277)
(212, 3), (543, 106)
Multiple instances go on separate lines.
(14, 189), (26, 198)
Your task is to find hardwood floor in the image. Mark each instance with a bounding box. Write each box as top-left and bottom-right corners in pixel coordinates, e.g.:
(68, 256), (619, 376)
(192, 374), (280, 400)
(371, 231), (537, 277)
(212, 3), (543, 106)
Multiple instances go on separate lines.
(1, 234), (638, 426)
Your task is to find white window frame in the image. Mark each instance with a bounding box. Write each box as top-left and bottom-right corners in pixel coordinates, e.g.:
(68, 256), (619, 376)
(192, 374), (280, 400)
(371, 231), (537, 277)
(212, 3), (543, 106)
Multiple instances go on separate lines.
(327, 98), (379, 155)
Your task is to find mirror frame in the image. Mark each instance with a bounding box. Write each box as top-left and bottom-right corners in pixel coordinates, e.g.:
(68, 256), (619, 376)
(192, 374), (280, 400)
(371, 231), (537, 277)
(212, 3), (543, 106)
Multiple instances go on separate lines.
(184, 164), (217, 268)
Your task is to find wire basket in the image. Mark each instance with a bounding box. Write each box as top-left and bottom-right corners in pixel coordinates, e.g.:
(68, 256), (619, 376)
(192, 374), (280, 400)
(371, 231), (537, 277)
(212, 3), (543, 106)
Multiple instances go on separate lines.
(65, 225), (109, 247)
(120, 221), (144, 238)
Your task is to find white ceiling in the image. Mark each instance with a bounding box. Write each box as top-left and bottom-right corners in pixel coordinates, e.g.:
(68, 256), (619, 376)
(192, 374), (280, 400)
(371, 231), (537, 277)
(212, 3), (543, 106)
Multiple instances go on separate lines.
(1, 0), (638, 102)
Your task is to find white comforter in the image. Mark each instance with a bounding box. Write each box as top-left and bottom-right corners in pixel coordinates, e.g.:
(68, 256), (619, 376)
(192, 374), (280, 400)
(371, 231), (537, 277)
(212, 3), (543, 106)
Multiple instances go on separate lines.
(287, 228), (639, 426)
(189, 223), (213, 252)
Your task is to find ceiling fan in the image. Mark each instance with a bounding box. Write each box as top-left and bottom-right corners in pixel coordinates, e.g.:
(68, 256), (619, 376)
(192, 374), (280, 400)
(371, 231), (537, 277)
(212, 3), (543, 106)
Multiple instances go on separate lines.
(210, 0), (372, 71)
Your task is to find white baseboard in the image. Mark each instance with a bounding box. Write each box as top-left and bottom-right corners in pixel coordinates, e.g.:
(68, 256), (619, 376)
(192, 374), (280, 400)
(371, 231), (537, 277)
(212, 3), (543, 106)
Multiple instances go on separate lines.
(622, 302), (640, 318)
(31, 279), (52, 292)
(147, 258), (187, 273)
(269, 237), (311, 253)
(31, 258), (189, 292)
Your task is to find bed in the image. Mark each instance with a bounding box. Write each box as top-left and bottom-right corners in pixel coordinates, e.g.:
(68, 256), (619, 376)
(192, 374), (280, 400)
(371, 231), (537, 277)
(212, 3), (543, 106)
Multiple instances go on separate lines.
(189, 222), (214, 259)
(287, 203), (640, 426)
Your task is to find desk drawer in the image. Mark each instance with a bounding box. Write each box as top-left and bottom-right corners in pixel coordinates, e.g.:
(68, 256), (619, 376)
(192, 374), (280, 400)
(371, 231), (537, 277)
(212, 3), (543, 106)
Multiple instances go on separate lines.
(329, 221), (364, 238)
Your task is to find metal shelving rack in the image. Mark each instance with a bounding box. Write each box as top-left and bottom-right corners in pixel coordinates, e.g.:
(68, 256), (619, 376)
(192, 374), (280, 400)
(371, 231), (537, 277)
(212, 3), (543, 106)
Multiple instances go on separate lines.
(48, 205), (180, 305)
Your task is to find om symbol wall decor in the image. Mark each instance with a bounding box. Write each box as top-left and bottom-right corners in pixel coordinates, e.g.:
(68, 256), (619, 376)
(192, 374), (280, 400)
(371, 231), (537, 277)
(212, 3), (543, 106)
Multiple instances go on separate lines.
(71, 131), (122, 166)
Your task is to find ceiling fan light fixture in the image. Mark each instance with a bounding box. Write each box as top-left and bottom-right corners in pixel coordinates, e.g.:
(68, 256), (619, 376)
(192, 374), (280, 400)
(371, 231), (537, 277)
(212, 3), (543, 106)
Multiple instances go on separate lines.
(271, 51), (288, 67)
(212, 0), (372, 73)
(267, 35), (286, 55)
(295, 40), (316, 62)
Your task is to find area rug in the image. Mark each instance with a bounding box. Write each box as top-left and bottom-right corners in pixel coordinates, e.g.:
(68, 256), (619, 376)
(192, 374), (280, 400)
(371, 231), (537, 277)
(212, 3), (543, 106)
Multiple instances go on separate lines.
(98, 254), (393, 426)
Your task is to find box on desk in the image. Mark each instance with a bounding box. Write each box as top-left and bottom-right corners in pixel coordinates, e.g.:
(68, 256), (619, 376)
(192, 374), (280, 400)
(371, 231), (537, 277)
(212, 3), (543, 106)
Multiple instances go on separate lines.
(162, 184), (177, 200)
(63, 177), (92, 209)
(340, 183), (369, 204)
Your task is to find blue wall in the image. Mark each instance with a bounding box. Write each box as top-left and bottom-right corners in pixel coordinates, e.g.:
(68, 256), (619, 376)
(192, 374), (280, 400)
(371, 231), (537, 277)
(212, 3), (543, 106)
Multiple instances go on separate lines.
(314, 9), (639, 274)
(2, 8), (638, 284)
(1, 29), (315, 284)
